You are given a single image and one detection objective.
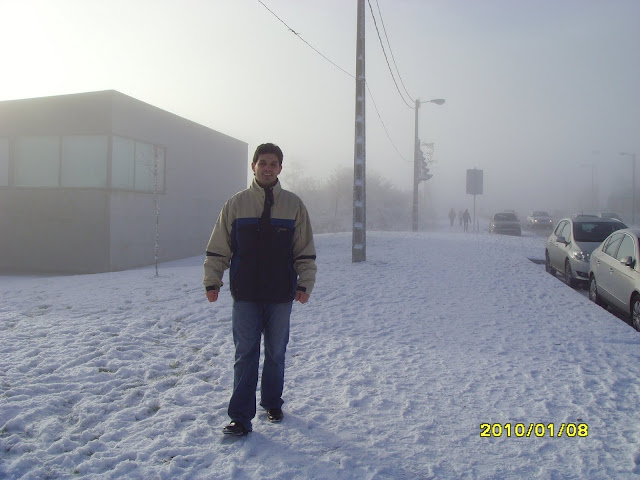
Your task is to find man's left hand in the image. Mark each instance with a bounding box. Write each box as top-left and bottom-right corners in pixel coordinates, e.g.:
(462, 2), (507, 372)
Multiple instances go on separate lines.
(295, 291), (310, 304)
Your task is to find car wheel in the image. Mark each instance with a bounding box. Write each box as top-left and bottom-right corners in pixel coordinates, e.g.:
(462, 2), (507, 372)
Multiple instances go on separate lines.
(631, 295), (640, 332)
(589, 276), (606, 307)
(564, 260), (577, 288)
(545, 252), (556, 275)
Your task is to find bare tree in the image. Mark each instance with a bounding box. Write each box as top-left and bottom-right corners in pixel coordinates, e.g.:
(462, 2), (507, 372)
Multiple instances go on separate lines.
(139, 143), (165, 277)
(153, 146), (161, 277)
(286, 165), (411, 233)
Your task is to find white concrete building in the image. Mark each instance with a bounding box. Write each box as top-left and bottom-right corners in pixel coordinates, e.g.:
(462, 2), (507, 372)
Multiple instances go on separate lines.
(0, 90), (247, 273)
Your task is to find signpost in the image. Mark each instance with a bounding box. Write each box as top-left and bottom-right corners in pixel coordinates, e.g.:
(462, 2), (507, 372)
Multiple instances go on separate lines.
(466, 169), (483, 232)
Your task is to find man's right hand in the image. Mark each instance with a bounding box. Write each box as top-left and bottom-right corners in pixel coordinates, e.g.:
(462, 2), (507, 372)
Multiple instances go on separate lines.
(206, 290), (219, 302)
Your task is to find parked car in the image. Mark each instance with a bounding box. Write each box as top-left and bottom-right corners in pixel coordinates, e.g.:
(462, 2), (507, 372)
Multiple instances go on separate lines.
(571, 213), (599, 219)
(545, 217), (627, 288)
(526, 211), (553, 229)
(490, 212), (521, 236)
(589, 228), (640, 330)
(598, 212), (623, 221)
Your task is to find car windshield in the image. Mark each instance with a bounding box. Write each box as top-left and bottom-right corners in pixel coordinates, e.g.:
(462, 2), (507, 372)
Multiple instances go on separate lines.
(573, 221), (626, 242)
(494, 213), (517, 221)
(533, 211), (549, 217)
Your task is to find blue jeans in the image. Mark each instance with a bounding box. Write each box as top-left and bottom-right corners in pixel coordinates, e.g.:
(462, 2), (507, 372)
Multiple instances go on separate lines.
(228, 300), (293, 430)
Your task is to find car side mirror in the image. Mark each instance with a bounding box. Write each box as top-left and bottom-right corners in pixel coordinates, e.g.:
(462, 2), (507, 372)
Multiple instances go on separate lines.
(622, 256), (636, 268)
(557, 236), (568, 244)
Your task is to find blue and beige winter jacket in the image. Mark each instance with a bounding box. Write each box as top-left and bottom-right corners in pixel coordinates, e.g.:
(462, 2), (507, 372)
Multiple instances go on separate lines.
(203, 178), (317, 302)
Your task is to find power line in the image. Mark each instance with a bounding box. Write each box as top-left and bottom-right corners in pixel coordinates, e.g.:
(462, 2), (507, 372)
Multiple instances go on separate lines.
(258, 0), (408, 161)
(366, 0), (413, 109)
(257, 0), (353, 78)
(374, 0), (414, 103)
(366, 81), (409, 162)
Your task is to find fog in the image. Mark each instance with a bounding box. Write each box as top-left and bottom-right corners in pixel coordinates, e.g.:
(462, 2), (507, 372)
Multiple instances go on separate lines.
(2, 0), (639, 222)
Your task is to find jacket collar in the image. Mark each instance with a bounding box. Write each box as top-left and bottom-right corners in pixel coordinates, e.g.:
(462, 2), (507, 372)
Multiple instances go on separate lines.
(251, 177), (282, 200)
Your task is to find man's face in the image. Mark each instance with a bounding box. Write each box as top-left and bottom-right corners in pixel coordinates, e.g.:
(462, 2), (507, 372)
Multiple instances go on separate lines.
(252, 153), (282, 187)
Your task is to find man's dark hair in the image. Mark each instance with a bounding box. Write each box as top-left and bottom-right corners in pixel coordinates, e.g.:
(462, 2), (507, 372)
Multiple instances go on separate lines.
(252, 143), (283, 165)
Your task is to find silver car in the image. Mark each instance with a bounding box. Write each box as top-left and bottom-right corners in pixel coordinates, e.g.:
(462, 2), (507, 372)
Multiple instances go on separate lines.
(545, 217), (627, 288)
(589, 228), (640, 330)
(599, 212), (623, 221)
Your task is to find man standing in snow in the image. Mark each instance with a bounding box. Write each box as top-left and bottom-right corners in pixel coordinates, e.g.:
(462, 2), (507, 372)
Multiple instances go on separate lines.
(203, 142), (317, 436)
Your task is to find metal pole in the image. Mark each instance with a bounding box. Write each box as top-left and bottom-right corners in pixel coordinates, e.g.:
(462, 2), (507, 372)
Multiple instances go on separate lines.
(352, 0), (366, 262)
(473, 194), (476, 232)
(412, 99), (420, 232)
(591, 165), (596, 212)
(621, 152), (636, 225)
(633, 154), (636, 225)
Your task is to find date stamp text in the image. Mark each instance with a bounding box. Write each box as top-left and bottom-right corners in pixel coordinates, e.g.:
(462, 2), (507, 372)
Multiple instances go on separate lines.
(480, 423), (589, 438)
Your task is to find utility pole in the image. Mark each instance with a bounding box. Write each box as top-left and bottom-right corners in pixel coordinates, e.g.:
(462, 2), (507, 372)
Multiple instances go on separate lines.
(620, 152), (637, 224)
(412, 99), (420, 232)
(633, 154), (636, 225)
(352, 0), (366, 262)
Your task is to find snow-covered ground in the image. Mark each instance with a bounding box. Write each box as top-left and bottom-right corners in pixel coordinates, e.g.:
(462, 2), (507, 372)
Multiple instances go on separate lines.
(2, 226), (640, 480)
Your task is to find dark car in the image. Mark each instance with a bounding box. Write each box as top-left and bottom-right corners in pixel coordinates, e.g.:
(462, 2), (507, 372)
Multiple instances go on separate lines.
(526, 211), (553, 230)
(490, 212), (521, 236)
(546, 217), (627, 288)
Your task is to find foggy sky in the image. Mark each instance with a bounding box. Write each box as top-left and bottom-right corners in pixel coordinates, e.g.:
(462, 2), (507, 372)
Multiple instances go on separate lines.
(2, 0), (639, 218)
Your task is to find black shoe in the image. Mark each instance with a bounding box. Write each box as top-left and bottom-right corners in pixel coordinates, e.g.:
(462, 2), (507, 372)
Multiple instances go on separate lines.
(222, 421), (251, 436)
(266, 408), (284, 423)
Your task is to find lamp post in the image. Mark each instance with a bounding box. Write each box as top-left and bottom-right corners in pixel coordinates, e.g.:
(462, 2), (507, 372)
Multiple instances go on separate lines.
(412, 98), (445, 232)
(580, 163), (596, 212)
(620, 152), (637, 225)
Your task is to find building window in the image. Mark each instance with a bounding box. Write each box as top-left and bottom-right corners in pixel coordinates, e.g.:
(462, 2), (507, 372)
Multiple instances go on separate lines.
(13, 134), (164, 192)
(113, 136), (165, 192)
(0, 138), (8, 186)
(112, 136), (135, 189)
(15, 136), (60, 187)
(135, 142), (165, 192)
(135, 141), (156, 192)
(155, 145), (166, 191)
(61, 135), (108, 188)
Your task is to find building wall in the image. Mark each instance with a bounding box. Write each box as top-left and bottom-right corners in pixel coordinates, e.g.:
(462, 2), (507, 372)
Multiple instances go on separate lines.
(0, 90), (247, 273)
(0, 92), (112, 135)
(108, 191), (157, 271)
(0, 189), (110, 273)
(108, 92), (248, 269)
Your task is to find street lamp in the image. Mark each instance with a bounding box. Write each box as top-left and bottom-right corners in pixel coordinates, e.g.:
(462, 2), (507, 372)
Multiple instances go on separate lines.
(620, 152), (637, 225)
(413, 98), (445, 232)
(580, 163), (596, 212)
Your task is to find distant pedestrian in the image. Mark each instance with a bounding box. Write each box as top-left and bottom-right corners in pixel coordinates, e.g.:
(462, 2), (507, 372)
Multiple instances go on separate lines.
(459, 210), (463, 227)
(448, 208), (456, 227)
(463, 209), (471, 232)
